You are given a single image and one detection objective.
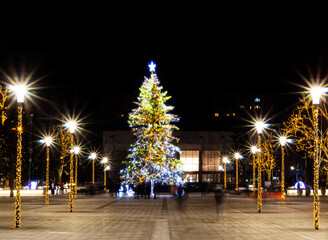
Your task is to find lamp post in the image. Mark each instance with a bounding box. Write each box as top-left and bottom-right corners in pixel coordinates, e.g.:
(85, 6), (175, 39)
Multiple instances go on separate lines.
(255, 120), (266, 213)
(72, 146), (80, 199)
(41, 137), (53, 205)
(101, 157), (109, 191)
(234, 152), (242, 191)
(310, 86), (326, 230)
(64, 120), (77, 212)
(222, 157), (229, 189)
(10, 84), (27, 228)
(279, 136), (287, 205)
(89, 153), (97, 184)
(251, 146), (259, 198)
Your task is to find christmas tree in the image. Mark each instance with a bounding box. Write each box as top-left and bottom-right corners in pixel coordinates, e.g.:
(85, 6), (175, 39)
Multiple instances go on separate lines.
(121, 61), (183, 185)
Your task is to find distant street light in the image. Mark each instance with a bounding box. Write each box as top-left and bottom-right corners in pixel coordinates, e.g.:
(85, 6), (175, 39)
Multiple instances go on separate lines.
(310, 85), (327, 230)
(234, 152), (242, 191)
(64, 120), (77, 212)
(10, 83), (27, 228)
(72, 146), (81, 198)
(255, 119), (268, 213)
(279, 135), (291, 205)
(89, 153), (97, 184)
(101, 157), (109, 191)
(251, 146), (260, 198)
(40, 136), (53, 205)
(222, 157), (230, 189)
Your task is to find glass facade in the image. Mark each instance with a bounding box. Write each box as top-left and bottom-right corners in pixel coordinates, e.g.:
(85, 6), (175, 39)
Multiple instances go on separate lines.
(180, 150), (199, 171)
(202, 151), (220, 171)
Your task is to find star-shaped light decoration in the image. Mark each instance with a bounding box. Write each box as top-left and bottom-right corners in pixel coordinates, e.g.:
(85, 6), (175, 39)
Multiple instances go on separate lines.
(148, 61), (156, 73)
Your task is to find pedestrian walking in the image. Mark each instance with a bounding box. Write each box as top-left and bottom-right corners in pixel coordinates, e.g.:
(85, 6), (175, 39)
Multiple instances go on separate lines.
(214, 188), (224, 219)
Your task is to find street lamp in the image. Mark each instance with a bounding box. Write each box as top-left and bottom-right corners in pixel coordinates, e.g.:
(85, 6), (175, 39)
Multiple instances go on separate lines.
(234, 152), (242, 191)
(64, 120), (77, 212)
(251, 146), (260, 198)
(89, 152), (97, 184)
(222, 156), (230, 189)
(40, 136), (53, 205)
(310, 86), (327, 230)
(72, 146), (80, 199)
(279, 135), (291, 205)
(10, 83), (27, 228)
(101, 157), (109, 191)
(255, 120), (267, 213)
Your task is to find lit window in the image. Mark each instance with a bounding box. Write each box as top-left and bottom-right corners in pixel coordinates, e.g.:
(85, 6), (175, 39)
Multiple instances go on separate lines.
(226, 113), (230, 117)
(254, 98), (261, 102)
(254, 105), (261, 109)
(232, 113), (235, 117)
(202, 151), (220, 171)
(180, 151), (199, 171)
(240, 105), (245, 109)
(215, 113), (219, 117)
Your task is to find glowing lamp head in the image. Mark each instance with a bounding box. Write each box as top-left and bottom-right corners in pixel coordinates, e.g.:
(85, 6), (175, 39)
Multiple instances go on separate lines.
(73, 146), (80, 155)
(310, 86), (328, 105)
(9, 84), (27, 103)
(255, 121), (267, 134)
(42, 136), (53, 147)
(222, 157), (229, 164)
(64, 120), (77, 133)
(89, 152), (97, 160)
(279, 136), (287, 147)
(234, 152), (241, 160)
(251, 146), (258, 154)
(101, 157), (108, 164)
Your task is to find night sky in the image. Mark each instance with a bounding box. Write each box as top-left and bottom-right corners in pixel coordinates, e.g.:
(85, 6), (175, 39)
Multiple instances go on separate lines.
(1, 13), (328, 134)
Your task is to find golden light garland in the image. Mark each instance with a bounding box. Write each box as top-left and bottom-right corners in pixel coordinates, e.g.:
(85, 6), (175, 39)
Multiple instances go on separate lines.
(69, 133), (74, 212)
(45, 146), (50, 205)
(281, 146), (286, 205)
(313, 105), (320, 229)
(257, 134), (262, 213)
(74, 153), (78, 198)
(14, 104), (23, 228)
(253, 154), (257, 198)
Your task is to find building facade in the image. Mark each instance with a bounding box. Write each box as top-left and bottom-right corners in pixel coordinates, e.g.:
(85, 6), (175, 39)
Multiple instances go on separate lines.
(103, 130), (235, 184)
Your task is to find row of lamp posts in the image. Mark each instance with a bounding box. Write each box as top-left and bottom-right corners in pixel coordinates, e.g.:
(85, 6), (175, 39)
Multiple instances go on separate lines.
(219, 85), (324, 230)
(9, 83), (110, 228)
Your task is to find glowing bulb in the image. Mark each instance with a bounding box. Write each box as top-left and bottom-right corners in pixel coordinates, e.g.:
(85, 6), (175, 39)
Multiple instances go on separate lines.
(89, 152), (97, 160)
(72, 146), (80, 154)
(279, 136), (287, 147)
(43, 137), (53, 147)
(9, 84), (27, 103)
(222, 157), (229, 164)
(64, 120), (77, 133)
(255, 121), (267, 134)
(251, 146), (258, 154)
(234, 152), (241, 160)
(310, 86), (328, 105)
(101, 157), (108, 164)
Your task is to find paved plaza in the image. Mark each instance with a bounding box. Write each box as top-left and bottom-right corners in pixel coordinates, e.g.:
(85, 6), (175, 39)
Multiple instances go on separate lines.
(0, 192), (328, 239)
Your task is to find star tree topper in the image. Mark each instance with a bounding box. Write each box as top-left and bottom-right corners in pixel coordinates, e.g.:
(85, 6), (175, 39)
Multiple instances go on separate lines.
(148, 61), (156, 73)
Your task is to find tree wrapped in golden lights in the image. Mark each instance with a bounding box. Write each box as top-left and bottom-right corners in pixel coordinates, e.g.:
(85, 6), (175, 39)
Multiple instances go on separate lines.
(283, 94), (328, 230)
(55, 125), (71, 184)
(121, 62), (183, 186)
(262, 134), (276, 182)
